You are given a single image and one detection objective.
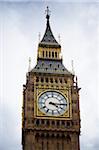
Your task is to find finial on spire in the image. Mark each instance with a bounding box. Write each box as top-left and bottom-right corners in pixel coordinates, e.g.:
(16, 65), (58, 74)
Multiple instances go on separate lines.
(45, 6), (51, 20)
(71, 60), (75, 75)
(38, 32), (41, 42)
(58, 34), (61, 44)
(76, 76), (78, 87)
(28, 57), (31, 72)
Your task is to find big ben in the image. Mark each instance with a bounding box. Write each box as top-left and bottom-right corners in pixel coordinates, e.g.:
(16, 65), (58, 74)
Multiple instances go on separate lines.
(22, 6), (81, 150)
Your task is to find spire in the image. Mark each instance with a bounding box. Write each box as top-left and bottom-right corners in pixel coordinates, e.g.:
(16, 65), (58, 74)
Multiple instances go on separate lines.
(46, 6), (50, 22)
(39, 6), (61, 48)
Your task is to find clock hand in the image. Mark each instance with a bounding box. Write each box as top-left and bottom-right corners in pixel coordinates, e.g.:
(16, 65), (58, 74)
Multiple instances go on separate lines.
(49, 102), (58, 108)
(57, 103), (67, 106)
(49, 102), (67, 107)
(49, 102), (67, 105)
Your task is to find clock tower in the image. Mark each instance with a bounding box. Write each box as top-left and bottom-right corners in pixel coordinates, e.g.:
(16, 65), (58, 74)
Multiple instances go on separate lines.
(22, 7), (81, 150)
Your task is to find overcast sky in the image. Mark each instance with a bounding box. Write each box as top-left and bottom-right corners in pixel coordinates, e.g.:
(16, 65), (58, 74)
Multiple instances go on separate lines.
(0, 0), (99, 150)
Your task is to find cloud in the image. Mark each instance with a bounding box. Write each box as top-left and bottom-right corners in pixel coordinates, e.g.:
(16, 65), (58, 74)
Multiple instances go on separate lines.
(0, 100), (22, 150)
(1, 0), (99, 2)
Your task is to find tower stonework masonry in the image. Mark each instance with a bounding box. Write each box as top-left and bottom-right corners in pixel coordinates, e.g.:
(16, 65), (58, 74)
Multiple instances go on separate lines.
(22, 7), (81, 150)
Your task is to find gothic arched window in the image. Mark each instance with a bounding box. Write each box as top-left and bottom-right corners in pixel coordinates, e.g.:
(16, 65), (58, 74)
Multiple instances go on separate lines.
(55, 52), (57, 58)
(43, 51), (44, 57)
(52, 51), (54, 58)
(46, 51), (48, 57)
(49, 51), (51, 57)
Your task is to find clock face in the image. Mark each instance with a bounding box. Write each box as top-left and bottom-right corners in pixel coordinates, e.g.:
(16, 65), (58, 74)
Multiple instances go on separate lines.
(38, 91), (68, 116)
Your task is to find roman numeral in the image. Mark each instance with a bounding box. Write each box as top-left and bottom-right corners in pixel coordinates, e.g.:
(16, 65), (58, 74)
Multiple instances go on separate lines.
(52, 110), (54, 115)
(40, 106), (46, 109)
(56, 94), (60, 98)
(60, 107), (65, 111)
(45, 93), (49, 98)
(51, 92), (54, 97)
(57, 110), (60, 114)
(46, 109), (49, 113)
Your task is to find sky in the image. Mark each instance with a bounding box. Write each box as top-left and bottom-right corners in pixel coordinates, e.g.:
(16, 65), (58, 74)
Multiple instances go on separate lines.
(0, 0), (99, 150)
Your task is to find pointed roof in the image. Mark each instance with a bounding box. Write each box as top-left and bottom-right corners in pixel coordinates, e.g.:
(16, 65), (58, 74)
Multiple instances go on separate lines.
(39, 6), (61, 48)
(32, 59), (71, 75)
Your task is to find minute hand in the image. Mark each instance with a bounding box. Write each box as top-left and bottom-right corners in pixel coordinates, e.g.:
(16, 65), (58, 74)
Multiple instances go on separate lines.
(49, 102), (67, 106)
(55, 103), (67, 106)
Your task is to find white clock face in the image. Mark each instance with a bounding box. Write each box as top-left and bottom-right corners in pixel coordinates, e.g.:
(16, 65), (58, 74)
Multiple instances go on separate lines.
(38, 91), (68, 116)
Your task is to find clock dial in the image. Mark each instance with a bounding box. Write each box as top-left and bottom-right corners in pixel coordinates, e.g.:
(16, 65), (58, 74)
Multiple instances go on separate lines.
(38, 91), (68, 116)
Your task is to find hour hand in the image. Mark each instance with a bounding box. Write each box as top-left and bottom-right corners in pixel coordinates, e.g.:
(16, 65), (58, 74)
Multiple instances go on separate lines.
(49, 102), (58, 108)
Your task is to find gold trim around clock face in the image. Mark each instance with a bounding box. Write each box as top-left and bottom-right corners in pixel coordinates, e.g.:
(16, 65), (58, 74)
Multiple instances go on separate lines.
(38, 90), (68, 116)
(34, 87), (72, 120)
